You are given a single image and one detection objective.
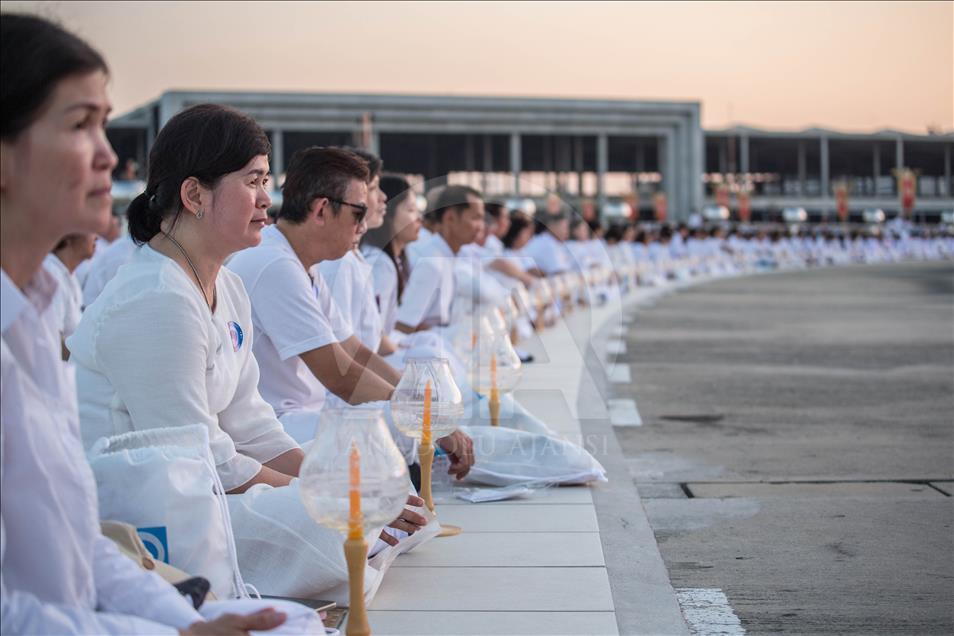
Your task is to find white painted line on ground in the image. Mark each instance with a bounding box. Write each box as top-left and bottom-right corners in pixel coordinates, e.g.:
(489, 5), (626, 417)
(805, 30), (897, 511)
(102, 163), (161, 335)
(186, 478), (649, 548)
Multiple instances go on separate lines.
(608, 398), (642, 427)
(605, 339), (626, 356)
(607, 364), (631, 384)
(676, 588), (745, 636)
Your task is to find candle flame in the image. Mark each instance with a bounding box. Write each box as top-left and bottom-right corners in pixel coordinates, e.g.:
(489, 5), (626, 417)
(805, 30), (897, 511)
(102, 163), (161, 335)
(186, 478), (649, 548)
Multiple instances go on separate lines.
(348, 442), (362, 539)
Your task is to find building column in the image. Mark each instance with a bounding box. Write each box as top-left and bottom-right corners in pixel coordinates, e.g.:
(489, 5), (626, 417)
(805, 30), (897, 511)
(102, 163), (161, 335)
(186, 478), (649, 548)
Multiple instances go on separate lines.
(873, 142), (881, 196)
(574, 136), (584, 196)
(944, 144), (951, 197)
(820, 136), (830, 200)
(797, 141), (807, 197)
(739, 133), (750, 176)
(482, 135), (493, 194)
(270, 129), (285, 181)
(596, 133), (609, 214)
(895, 137), (904, 189)
(510, 133), (522, 195)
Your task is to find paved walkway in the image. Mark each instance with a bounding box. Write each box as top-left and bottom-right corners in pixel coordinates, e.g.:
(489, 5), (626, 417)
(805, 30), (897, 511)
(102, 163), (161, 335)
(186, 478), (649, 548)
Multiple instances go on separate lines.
(368, 287), (690, 635)
(617, 263), (954, 634)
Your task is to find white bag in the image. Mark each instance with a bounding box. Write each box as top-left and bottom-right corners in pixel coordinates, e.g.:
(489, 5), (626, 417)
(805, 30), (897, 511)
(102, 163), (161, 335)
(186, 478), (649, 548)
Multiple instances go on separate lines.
(458, 425), (607, 487)
(199, 598), (327, 635)
(88, 425), (246, 599)
(226, 479), (374, 600)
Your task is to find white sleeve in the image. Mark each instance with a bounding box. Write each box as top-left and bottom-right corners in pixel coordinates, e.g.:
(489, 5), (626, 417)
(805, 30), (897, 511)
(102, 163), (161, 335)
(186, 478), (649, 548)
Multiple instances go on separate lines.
(0, 419), (184, 636)
(247, 258), (345, 360)
(92, 290), (261, 491)
(316, 262), (357, 342)
(217, 325), (299, 465)
(315, 275), (354, 342)
(395, 260), (439, 328)
(370, 257), (398, 335)
(92, 535), (201, 630)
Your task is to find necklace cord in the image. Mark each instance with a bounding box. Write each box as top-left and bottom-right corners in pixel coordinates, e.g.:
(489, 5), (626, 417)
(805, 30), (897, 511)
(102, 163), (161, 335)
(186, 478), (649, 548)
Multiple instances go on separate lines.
(161, 231), (217, 312)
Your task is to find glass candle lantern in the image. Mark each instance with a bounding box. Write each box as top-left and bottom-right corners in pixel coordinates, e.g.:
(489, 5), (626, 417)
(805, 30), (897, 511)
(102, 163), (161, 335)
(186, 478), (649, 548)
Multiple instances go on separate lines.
(298, 408), (409, 636)
(390, 358), (464, 513)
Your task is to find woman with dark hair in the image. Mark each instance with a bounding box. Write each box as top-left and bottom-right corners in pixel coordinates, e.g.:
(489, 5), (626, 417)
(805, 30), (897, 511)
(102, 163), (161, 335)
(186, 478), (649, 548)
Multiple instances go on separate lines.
(69, 103), (303, 494)
(361, 174), (421, 344)
(0, 13), (285, 635)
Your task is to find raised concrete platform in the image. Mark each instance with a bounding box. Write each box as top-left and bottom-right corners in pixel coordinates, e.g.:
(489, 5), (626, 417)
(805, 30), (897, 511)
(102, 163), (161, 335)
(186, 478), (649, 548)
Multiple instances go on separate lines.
(366, 287), (689, 635)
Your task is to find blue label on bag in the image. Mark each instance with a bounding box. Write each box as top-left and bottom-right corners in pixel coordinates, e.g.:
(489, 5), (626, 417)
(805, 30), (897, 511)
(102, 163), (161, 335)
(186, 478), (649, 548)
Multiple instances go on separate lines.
(137, 526), (170, 563)
(228, 321), (244, 351)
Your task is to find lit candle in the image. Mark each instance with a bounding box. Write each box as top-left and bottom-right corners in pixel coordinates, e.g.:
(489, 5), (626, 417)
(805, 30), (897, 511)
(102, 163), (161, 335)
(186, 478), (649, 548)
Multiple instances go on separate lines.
(422, 379), (432, 446)
(348, 442), (362, 539)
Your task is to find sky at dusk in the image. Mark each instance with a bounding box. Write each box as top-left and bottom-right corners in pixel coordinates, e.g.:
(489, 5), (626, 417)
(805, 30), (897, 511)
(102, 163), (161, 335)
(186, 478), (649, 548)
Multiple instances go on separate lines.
(4, 0), (952, 134)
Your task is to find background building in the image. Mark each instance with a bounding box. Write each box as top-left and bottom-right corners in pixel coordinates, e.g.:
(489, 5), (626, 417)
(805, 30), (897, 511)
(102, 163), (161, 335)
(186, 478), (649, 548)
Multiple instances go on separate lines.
(108, 91), (952, 222)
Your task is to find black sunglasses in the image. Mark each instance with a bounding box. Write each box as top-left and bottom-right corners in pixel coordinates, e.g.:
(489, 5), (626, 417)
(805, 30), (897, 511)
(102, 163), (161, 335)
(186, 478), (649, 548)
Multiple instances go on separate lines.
(322, 196), (368, 224)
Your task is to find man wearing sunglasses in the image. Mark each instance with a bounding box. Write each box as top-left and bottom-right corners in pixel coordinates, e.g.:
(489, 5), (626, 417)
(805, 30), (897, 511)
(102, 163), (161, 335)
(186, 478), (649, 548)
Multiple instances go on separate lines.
(227, 147), (474, 485)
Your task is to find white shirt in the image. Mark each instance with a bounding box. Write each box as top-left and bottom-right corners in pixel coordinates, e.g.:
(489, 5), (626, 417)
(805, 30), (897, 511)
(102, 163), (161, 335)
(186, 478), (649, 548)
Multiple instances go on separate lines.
(405, 226), (432, 269)
(319, 249), (383, 352)
(523, 232), (573, 274)
(82, 235), (137, 307)
(395, 232), (457, 329)
(483, 233), (505, 258)
(362, 245), (400, 337)
(42, 254), (83, 343)
(1, 268), (200, 635)
(227, 225), (353, 417)
(454, 244), (511, 308)
(73, 236), (109, 289)
(68, 245), (297, 492)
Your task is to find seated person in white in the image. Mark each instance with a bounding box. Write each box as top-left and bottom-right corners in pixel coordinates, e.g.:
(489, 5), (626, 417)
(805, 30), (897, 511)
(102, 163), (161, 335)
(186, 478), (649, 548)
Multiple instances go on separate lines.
(523, 211), (574, 275)
(43, 232), (96, 359)
(73, 213), (120, 288)
(386, 185), (553, 435)
(227, 147), (474, 482)
(81, 232), (137, 306)
(319, 149), (391, 357)
(69, 106), (424, 598)
(2, 18), (286, 634)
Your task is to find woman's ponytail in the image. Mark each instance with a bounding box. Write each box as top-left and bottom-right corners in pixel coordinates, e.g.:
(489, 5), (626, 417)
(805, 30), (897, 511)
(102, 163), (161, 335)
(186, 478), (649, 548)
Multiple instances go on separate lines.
(125, 191), (162, 244)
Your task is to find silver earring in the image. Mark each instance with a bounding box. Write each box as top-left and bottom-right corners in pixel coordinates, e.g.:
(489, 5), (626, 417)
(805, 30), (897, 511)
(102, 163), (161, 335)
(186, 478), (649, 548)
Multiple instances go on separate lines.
(196, 209), (204, 220)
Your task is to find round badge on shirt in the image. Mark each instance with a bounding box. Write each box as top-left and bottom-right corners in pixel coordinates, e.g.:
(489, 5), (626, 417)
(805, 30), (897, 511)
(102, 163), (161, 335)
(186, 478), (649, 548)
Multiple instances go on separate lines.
(228, 321), (244, 351)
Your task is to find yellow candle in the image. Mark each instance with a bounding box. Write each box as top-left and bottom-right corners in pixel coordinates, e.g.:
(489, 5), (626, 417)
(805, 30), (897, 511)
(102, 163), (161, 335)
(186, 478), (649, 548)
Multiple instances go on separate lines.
(491, 353), (497, 389)
(422, 379), (432, 446)
(348, 442), (362, 539)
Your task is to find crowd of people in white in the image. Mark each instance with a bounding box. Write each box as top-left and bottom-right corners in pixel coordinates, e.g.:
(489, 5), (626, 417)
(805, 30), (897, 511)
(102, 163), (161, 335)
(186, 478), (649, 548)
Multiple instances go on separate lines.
(3, 13), (953, 636)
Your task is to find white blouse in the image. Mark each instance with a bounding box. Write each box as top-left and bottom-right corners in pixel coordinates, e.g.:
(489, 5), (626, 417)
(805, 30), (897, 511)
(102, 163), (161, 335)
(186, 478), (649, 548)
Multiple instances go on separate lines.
(362, 244), (400, 337)
(1, 268), (200, 634)
(318, 249), (383, 352)
(68, 245), (298, 492)
(42, 254), (83, 342)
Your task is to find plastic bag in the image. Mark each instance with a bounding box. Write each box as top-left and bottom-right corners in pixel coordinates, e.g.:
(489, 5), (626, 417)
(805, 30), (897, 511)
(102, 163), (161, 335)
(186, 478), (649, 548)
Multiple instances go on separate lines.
(458, 425), (607, 487)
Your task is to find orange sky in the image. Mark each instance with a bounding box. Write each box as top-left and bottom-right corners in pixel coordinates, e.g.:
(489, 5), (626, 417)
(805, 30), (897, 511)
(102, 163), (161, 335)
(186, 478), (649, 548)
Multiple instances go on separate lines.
(5, 0), (953, 133)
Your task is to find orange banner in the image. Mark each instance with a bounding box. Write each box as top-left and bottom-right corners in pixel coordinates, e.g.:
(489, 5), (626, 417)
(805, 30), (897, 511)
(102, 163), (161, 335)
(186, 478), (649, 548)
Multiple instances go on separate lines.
(834, 181), (849, 222)
(898, 169), (916, 217)
(737, 190), (751, 223)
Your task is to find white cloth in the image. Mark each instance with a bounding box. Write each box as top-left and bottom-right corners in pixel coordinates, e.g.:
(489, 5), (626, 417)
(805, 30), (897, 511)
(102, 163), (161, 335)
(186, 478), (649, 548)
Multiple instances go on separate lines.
(405, 226), (432, 269)
(523, 232), (573, 274)
(69, 245), (298, 492)
(396, 232), (456, 329)
(42, 254), (83, 343)
(73, 236), (109, 289)
(362, 244), (400, 337)
(319, 249), (383, 353)
(82, 235), (137, 307)
(1, 268), (201, 635)
(227, 225), (352, 417)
